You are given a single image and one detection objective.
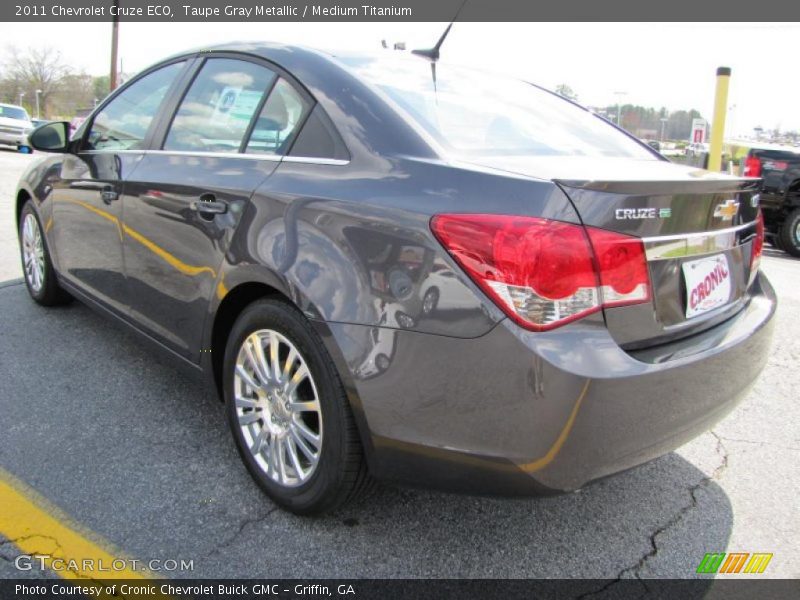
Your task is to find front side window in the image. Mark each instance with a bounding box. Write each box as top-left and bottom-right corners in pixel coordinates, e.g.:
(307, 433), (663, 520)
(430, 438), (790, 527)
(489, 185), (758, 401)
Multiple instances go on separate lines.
(245, 78), (310, 156)
(164, 58), (276, 153)
(86, 61), (185, 151)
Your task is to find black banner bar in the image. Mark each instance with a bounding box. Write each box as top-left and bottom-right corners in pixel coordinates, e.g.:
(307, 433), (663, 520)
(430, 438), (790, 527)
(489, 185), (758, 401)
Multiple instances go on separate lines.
(1, 579), (800, 600)
(5, 0), (800, 22)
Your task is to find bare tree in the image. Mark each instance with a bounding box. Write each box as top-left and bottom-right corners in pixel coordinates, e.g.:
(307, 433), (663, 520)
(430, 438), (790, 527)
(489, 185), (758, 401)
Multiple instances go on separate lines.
(1, 46), (71, 117)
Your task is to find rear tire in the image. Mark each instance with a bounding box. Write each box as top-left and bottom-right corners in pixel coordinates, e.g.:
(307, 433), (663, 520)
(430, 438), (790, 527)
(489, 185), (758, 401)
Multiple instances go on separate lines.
(223, 298), (371, 515)
(778, 208), (800, 257)
(19, 201), (71, 306)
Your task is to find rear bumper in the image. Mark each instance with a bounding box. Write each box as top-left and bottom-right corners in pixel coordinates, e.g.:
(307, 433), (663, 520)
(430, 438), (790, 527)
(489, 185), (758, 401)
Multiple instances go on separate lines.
(0, 131), (26, 146)
(326, 272), (776, 495)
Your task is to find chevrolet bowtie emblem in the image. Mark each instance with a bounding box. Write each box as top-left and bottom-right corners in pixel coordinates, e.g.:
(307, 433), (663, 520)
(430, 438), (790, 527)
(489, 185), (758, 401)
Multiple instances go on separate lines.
(713, 199), (739, 220)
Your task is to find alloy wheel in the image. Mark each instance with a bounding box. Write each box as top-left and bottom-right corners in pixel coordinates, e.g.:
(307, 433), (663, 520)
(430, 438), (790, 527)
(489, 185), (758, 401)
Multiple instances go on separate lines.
(233, 329), (323, 487)
(22, 213), (45, 293)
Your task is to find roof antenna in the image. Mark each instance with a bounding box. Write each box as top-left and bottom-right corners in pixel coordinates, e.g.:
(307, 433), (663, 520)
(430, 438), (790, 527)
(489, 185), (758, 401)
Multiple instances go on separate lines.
(411, 0), (468, 95)
(411, 0), (467, 62)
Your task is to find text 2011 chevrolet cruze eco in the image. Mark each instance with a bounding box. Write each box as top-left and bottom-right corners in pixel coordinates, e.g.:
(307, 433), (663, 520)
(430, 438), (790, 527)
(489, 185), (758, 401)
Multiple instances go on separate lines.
(16, 44), (776, 514)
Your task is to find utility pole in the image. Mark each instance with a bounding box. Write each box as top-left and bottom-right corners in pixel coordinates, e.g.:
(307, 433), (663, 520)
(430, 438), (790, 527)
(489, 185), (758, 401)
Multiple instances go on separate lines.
(614, 91), (627, 128)
(110, 0), (120, 91)
(660, 117), (668, 142)
(35, 89), (41, 119)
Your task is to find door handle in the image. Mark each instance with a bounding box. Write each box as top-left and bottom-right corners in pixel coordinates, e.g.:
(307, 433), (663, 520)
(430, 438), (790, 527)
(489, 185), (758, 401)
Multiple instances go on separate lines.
(70, 181), (106, 191)
(101, 186), (118, 204)
(191, 195), (228, 217)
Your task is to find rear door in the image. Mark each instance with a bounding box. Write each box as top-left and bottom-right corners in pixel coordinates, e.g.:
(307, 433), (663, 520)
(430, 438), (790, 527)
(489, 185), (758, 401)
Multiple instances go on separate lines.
(120, 55), (312, 361)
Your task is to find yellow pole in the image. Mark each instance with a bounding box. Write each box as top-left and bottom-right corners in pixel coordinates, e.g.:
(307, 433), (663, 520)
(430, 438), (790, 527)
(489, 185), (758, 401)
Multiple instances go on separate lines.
(708, 66), (731, 172)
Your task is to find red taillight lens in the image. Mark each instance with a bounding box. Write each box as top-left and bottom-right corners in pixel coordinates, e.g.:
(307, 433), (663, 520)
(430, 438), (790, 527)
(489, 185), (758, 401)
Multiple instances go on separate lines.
(430, 214), (651, 331)
(749, 211), (764, 282)
(586, 228), (651, 307)
(744, 156), (762, 177)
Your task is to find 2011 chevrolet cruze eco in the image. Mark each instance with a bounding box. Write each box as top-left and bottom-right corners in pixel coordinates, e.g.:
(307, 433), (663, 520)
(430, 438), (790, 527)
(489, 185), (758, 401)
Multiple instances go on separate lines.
(16, 43), (776, 514)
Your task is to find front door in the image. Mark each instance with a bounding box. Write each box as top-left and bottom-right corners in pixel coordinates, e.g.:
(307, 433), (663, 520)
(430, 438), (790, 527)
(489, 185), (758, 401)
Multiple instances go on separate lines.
(50, 61), (188, 314)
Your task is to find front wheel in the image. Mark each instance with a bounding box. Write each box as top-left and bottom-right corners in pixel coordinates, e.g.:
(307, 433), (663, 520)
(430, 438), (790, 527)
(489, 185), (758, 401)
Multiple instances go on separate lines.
(223, 299), (371, 514)
(19, 201), (71, 306)
(778, 208), (800, 257)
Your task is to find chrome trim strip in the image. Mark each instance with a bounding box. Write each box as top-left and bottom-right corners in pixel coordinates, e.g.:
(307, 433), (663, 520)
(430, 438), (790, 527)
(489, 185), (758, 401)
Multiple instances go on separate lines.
(143, 149), (283, 161)
(643, 222), (755, 261)
(81, 150), (146, 155)
(81, 149), (349, 166)
(282, 156), (350, 166)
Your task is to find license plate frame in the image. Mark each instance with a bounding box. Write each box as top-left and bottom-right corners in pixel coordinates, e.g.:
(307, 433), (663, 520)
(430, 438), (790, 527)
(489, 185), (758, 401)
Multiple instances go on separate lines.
(682, 254), (732, 319)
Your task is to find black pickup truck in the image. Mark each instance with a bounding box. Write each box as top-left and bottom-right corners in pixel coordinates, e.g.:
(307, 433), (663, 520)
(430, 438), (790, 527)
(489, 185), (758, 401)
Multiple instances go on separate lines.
(743, 145), (800, 256)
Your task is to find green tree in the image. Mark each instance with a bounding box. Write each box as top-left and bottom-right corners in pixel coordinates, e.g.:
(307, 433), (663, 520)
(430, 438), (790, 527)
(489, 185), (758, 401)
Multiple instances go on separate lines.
(93, 75), (110, 103)
(555, 84), (578, 102)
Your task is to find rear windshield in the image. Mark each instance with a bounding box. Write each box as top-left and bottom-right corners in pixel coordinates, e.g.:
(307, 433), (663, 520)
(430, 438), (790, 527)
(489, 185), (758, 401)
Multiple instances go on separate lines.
(341, 56), (654, 160)
(0, 105), (30, 121)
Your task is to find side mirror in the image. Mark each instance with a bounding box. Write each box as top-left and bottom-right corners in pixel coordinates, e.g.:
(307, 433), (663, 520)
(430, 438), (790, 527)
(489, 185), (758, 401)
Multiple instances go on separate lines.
(28, 121), (71, 153)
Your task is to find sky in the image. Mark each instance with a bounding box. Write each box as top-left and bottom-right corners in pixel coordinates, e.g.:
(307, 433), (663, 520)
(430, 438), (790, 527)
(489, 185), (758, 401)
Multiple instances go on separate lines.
(2, 21), (799, 137)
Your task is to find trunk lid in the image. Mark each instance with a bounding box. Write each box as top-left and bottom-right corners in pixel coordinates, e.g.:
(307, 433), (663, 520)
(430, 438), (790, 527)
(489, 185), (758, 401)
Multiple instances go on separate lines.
(465, 155), (762, 347)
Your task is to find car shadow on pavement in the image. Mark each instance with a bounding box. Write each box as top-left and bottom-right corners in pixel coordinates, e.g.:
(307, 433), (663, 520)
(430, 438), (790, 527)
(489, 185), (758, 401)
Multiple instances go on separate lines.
(764, 245), (799, 261)
(0, 281), (731, 581)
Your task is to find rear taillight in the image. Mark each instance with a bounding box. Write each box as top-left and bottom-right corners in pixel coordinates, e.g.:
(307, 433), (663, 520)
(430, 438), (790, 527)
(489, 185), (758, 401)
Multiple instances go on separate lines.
(430, 214), (651, 331)
(744, 155), (762, 177)
(749, 211), (764, 283)
(585, 227), (651, 307)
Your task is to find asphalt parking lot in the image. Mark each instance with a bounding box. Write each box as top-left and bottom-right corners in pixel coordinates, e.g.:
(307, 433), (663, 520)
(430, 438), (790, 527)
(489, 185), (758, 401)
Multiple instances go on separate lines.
(0, 149), (797, 581)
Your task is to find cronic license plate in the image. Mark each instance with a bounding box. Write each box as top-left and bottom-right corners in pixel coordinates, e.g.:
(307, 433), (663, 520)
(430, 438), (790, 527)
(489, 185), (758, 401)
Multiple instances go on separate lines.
(683, 254), (732, 318)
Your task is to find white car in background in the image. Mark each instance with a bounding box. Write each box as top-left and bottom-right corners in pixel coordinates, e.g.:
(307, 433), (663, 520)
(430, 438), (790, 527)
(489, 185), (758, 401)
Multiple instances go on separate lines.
(0, 103), (34, 152)
(685, 142), (710, 157)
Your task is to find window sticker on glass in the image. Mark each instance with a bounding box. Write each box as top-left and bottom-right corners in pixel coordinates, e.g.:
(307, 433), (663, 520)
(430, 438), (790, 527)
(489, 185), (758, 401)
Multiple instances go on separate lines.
(212, 88), (264, 128)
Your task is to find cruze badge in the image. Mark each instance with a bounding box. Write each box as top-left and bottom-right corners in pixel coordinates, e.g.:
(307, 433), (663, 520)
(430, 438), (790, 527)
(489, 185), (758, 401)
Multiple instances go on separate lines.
(615, 207), (672, 220)
(713, 199), (740, 220)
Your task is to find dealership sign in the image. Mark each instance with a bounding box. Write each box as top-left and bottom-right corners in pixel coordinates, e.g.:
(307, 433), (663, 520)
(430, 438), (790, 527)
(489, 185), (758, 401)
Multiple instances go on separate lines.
(691, 118), (708, 143)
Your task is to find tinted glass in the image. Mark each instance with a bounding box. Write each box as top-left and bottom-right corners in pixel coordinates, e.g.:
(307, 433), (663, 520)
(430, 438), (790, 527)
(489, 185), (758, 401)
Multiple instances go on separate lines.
(245, 78), (310, 155)
(342, 56), (655, 160)
(289, 104), (349, 160)
(164, 58), (276, 153)
(87, 61), (184, 151)
(0, 105), (30, 121)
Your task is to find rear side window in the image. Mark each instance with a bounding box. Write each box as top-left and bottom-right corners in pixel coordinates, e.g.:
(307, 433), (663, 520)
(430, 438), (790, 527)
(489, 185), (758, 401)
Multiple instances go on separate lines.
(245, 78), (310, 156)
(87, 61), (185, 151)
(289, 105), (349, 161)
(164, 58), (276, 153)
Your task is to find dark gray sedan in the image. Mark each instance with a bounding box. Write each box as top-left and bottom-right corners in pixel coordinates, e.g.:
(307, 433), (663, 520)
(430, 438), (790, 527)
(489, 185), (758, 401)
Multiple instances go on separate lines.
(16, 43), (775, 514)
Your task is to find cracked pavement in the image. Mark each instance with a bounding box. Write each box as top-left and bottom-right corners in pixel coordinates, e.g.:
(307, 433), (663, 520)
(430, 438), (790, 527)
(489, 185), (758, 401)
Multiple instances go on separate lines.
(0, 150), (798, 579)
